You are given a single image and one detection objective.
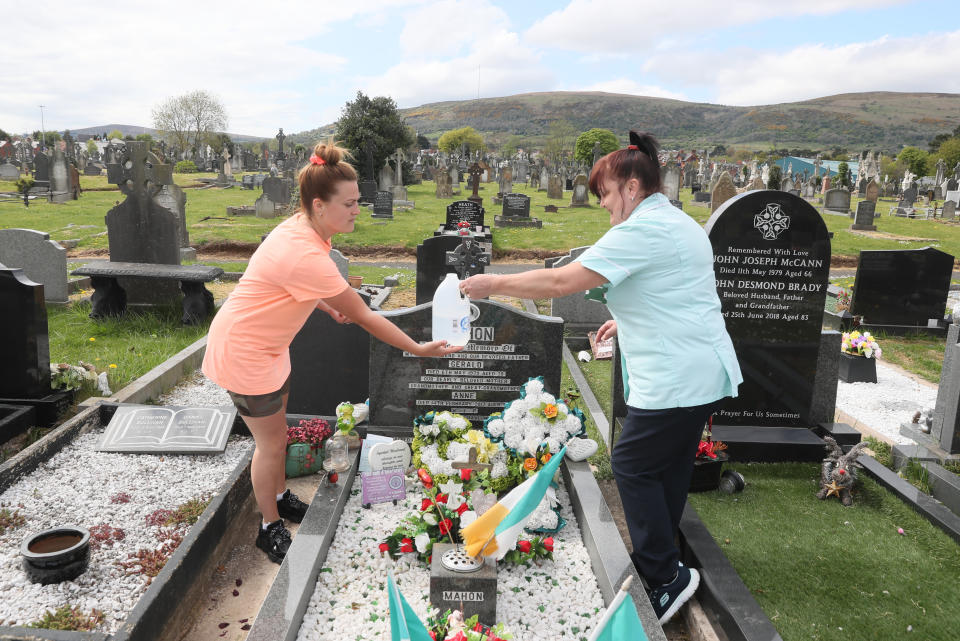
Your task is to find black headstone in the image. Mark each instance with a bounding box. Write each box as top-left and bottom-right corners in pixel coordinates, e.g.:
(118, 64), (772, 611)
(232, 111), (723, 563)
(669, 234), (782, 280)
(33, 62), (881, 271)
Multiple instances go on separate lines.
(33, 152), (50, 186)
(901, 186), (918, 207)
(416, 235), (464, 305)
(0, 268), (51, 398)
(705, 190), (830, 427)
(368, 300), (564, 427)
(359, 180), (378, 204)
(851, 200), (877, 230)
(850, 247), (953, 327)
(288, 310), (370, 415)
(445, 200), (484, 230)
(372, 191), (394, 219)
(501, 193), (531, 218)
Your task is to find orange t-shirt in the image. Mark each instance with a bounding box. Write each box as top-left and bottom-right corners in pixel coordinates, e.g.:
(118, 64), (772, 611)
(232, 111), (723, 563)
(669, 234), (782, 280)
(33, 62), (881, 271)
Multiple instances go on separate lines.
(202, 213), (349, 394)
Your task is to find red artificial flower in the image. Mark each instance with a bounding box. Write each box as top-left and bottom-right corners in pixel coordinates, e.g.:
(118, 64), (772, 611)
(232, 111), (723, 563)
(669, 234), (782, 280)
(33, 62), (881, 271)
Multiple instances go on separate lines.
(543, 537), (554, 552)
(473, 622), (484, 632)
(378, 542), (389, 556)
(429, 632), (437, 641)
(517, 540), (531, 553)
(460, 468), (472, 481)
(420, 498), (433, 512)
(400, 538), (413, 553)
(455, 502), (469, 515)
(418, 469), (433, 489)
(438, 518), (453, 535)
(449, 632), (467, 641)
(697, 441), (718, 459)
(435, 493), (448, 504)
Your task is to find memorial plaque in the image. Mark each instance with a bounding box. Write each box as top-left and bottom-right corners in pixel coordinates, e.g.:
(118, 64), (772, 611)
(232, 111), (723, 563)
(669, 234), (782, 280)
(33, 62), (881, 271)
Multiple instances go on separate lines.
(360, 470), (406, 505)
(501, 193), (530, 218)
(445, 200), (484, 231)
(372, 191), (394, 219)
(97, 404), (236, 453)
(368, 440), (411, 472)
(369, 300), (563, 426)
(705, 190), (830, 427)
(850, 247), (953, 327)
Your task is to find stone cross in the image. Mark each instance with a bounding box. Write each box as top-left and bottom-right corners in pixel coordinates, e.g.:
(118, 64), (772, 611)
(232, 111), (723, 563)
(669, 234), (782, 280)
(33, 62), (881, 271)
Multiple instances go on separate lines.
(445, 230), (490, 280)
(393, 147), (404, 185)
(451, 446), (491, 473)
(468, 162), (483, 199)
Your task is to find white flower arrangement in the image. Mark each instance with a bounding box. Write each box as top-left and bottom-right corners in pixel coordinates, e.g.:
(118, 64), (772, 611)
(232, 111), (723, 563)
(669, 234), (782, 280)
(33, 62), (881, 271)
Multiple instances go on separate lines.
(484, 377), (587, 458)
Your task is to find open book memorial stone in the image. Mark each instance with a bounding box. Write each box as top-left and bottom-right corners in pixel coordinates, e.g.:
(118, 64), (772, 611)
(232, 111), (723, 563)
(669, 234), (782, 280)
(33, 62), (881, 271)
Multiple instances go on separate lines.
(97, 404), (236, 453)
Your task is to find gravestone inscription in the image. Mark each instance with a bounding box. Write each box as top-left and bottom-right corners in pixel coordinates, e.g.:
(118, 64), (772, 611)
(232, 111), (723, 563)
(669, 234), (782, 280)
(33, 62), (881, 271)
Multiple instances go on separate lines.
(705, 190), (831, 426)
(372, 191), (394, 219)
(850, 247), (953, 328)
(97, 404), (235, 453)
(369, 299), (563, 427)
(444, 200), (484, 231)
(495, 193), (542, 228)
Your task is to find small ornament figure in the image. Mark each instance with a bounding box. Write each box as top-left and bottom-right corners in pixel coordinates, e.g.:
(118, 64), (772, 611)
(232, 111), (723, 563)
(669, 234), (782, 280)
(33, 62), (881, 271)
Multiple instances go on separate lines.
(816, 436), (868, 506)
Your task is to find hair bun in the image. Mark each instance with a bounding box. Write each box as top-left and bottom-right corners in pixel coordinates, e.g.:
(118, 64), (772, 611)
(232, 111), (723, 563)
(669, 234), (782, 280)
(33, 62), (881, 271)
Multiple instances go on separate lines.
(628, 130), (659, 162)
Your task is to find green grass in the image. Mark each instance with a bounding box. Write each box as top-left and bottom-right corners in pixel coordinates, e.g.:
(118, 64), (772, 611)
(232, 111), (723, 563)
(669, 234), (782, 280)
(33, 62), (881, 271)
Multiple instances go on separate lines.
(872, 333), (945, 383)
(48, 300), (209, 404)
(560, 359), (612, 479)
(6, 174), (960, 259)
(688, 462), (960, 641)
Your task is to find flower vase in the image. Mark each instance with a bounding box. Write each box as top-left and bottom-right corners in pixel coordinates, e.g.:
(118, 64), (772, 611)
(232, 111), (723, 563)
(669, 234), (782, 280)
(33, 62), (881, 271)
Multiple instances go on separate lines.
(285, 443), (324, 478)
(838, 352), (877, 383)
(690, 454), (727, 493)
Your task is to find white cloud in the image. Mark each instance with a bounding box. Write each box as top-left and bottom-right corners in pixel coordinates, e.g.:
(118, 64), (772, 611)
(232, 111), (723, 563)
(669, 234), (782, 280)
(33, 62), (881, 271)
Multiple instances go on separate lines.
(1, 0), (409, 136)
(641, 30), (960, 105)
(580, 79), (687, 100)
(360, 1), (553, 106)
(526, 0), (909, 53)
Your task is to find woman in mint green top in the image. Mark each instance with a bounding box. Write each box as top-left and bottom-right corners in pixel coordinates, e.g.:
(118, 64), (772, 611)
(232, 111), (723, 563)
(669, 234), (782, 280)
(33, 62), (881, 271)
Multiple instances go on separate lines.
(461, 131), (741, 625)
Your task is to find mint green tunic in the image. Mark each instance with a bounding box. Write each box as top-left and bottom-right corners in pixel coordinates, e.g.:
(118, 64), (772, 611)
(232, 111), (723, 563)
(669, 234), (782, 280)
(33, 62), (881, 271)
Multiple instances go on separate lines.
(577, 193), (742, 409)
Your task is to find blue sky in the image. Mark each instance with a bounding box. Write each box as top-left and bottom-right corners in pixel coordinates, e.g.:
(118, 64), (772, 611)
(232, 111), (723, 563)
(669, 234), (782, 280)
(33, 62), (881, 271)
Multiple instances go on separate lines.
(2, 0), (958, 138)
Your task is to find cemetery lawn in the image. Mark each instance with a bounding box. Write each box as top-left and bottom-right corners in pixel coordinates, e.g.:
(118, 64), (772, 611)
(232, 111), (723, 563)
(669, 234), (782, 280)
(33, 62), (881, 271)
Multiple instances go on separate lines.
(688, 462), (960, 641)
(688, 463), (960, 641)
(874, 334), (945, 383)
(47, 301), (209, 404)
(560, 359), (613, 479)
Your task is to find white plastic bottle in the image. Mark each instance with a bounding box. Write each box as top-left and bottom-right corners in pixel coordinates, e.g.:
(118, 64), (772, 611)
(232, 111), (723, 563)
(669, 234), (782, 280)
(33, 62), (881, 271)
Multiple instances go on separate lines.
(432, 273), (472, 346)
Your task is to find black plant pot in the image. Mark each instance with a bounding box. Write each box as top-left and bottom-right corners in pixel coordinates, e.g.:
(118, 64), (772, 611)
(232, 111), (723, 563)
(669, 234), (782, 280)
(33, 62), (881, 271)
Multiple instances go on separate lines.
(690, 455), (727, 493)
(838, 352), (877, 383)
(21, 526), (90, 584)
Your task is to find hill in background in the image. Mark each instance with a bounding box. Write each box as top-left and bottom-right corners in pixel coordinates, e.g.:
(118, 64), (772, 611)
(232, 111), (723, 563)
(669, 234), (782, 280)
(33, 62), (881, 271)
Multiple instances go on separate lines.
(65, 124), (267, 143)
(291, 91), (960, 153)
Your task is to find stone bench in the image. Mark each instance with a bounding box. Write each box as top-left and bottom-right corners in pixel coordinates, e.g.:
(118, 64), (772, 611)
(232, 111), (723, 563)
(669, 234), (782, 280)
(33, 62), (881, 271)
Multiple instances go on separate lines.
(70, 262), (223, 325)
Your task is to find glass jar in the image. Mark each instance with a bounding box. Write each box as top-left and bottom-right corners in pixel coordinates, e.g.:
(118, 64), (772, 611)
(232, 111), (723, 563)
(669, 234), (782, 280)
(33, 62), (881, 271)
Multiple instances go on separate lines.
(323, 432), (351, 473)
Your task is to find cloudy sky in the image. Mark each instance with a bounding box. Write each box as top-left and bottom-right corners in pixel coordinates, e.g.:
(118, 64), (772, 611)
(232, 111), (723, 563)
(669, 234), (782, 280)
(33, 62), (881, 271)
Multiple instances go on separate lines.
(2, 0), (958, 138)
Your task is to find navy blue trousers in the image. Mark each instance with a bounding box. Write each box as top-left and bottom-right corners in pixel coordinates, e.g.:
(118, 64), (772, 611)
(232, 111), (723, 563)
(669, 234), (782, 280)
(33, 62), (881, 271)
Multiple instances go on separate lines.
(612, 401), (720, 587)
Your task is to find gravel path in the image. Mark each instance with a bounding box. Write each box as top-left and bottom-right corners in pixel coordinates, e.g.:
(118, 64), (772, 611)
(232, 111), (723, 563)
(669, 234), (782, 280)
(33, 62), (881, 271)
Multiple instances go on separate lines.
(835, 361), (936, 445)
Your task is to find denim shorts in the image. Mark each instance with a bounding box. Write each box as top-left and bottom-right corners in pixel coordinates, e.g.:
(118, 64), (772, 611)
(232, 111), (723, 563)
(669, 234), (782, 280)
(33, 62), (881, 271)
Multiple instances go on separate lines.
(227, 376), (290, 418)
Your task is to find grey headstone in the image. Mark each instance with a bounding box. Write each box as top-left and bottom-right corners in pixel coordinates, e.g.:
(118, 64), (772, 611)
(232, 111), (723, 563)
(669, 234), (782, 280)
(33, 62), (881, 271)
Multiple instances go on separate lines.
(662, 164), (681, 201)
(49, 149), (70, 203)
(96, 404), (236, 453)
(850, 200), (877, 231)
(823, 188), (851, 214)
(943, 200), (956, 221)
(255, 193), (277, 218)
(261, 176), (291, 206)
(0, 229), (68, 302)
(547, 174), (563, 199)
(329, 248), (349, 278)
(932, 323), (960, 454)
(569, 174), (589, 207)
(710, 173), (736, 212)
(0, 161), (19, 180)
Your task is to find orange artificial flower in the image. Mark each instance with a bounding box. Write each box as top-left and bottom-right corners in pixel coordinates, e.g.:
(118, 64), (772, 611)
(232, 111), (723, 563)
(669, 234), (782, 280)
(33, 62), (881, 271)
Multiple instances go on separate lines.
(523, 457), (538, 471)
(541, 452), (552, 464)
(543, 403), (558, 419)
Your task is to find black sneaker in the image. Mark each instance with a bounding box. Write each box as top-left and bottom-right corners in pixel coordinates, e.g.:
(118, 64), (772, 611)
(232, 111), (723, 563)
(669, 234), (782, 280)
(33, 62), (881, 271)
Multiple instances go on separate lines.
(277, 489), (309, 523)
(649, 565), (700, 624)
(256, 519), (292, 564)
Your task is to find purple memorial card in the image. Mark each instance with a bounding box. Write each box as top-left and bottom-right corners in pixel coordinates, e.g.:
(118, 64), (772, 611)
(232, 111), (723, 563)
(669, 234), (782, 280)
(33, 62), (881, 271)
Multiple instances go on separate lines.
(361, 470), (407, 505)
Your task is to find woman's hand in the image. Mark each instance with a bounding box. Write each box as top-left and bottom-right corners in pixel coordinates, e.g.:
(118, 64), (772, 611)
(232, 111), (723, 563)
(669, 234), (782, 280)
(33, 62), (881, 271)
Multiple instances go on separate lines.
(460, 274), (497, 299)
(597, 320), (618, 342)
(414, 340), (464, 358)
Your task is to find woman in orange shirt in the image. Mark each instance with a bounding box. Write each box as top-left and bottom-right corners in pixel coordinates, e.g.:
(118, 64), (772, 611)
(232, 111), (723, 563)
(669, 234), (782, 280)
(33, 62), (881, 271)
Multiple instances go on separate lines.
(202, 142), (460, 563)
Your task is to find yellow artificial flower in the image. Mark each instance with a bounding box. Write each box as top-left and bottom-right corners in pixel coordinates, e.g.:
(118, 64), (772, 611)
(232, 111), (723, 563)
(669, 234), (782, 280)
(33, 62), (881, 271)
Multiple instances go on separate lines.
(109, 364), (117, 369)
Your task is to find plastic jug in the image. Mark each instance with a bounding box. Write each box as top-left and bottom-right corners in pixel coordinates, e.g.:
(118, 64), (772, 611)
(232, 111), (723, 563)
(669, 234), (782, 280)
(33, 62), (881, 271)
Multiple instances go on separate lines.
(432, 273), (477, 346)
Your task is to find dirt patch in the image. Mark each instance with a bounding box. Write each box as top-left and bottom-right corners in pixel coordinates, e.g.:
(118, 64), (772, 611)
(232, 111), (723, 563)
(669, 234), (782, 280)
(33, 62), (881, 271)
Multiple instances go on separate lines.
(847, 230), (938, 242)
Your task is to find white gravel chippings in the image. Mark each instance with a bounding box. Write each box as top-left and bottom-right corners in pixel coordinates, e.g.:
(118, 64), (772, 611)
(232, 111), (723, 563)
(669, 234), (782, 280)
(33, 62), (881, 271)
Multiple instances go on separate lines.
(0, 372), (251, 632)
(295, 476), (606, 641)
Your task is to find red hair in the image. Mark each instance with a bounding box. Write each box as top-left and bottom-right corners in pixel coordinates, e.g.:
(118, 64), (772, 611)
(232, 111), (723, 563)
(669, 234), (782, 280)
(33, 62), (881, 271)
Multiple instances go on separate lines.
(589, 131), (662, 198)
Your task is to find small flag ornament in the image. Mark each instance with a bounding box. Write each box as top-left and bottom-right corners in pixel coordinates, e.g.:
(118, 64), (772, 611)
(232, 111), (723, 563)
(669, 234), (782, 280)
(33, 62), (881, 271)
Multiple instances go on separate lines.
(387, 573), (433, 641)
